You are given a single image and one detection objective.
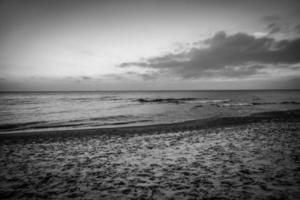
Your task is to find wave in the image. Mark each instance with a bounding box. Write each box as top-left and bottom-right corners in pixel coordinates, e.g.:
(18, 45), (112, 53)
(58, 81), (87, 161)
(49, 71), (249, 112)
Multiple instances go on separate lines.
(0, 114), (149, 132)
(135, 98), (230, 104)
(136, 98), (198, 104)
(0, 119), (152, 132)
(218, 103), (253, 107)
(135, 98), (297, 106)
(279, 101), (300, 105)
(216, 101), (300, 107)
(101, 119), (151, 126)
(69, 115), (136, 122)
(0, 121), (48, 131)
(252, 101), (300, 105)
(251, 102), (277, 105)
(192, 99), (231, 104)
(58, 96), (122, 102)
(0, 99), (41, 105)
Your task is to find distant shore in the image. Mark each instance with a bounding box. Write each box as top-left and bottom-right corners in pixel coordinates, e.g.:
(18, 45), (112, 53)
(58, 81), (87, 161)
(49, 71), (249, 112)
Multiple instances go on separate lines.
(1, 109), (299, 142)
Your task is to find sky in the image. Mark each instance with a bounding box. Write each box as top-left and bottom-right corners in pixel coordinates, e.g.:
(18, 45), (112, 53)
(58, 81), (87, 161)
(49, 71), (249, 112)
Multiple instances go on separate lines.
(0, 0), (300, 91)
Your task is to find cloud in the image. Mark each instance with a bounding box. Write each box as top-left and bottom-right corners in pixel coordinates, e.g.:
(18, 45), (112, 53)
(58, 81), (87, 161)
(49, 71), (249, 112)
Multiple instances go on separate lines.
(260, 15), (300, 36)
(63, 75), (94, 83)
(266, 23), (282, 34)
(124, 71), (163, 81)
(119, 31), (300, 79)
(80, 76), (92, 80)
(261, 15), (285, 35)
(295, 24), (300, 34)
(120, 62), (149, 68)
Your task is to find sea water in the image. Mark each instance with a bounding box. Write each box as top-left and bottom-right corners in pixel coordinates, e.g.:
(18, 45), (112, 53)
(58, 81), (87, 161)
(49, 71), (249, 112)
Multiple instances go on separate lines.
(0, 90), (300, 133)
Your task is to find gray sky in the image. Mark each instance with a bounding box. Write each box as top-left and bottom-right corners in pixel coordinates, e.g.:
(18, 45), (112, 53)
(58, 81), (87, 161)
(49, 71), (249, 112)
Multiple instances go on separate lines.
(0, 0), (300, 90)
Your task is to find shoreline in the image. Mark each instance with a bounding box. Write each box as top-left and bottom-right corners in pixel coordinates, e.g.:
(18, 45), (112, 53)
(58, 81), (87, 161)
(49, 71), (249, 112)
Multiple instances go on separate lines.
(1, 109), (300, 141)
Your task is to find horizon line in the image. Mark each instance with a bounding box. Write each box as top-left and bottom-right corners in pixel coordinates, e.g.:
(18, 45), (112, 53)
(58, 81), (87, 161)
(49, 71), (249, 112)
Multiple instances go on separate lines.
(0, 89), (300, 93)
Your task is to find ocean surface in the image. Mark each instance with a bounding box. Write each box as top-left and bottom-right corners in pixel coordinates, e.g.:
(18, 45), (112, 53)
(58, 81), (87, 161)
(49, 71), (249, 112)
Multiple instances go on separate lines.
(0, 90), (300, 133)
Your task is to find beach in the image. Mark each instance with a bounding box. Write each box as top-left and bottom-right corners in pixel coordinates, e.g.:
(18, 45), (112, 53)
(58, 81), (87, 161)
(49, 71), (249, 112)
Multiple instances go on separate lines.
(1, 0), (300, 198)
(0, 110), (299, 199)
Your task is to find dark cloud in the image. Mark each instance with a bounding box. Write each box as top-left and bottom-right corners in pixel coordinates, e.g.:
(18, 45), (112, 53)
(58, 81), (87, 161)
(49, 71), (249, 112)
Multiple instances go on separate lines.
(195, 64), (267, 78)
(119, 32), (300, 78)
(294, 24), (300, 34)
(80, 76), (92, 80)
(64, 75), (94, 82)
(260, 15), (300, 36)
(125, 71), (163, 81)
(266, 23), (282, 34)
(120, 62), (149, 68)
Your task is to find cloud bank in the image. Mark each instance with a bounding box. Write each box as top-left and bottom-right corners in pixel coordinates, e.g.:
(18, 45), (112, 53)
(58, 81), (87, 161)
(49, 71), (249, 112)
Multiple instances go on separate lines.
(120, 31), (300, 79)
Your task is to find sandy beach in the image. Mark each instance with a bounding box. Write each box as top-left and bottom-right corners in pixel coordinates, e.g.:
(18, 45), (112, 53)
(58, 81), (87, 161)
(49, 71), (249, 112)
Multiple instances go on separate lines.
(0, 110), (299, 199)
(1, 0), (300, 198)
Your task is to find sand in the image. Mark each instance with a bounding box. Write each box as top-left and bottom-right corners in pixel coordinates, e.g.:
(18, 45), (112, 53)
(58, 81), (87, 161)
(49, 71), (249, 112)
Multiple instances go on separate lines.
(0, 111), (300, 199)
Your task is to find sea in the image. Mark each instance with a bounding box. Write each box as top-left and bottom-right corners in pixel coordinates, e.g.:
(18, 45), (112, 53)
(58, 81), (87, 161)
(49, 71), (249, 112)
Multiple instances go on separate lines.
(0, 90), (300, 133)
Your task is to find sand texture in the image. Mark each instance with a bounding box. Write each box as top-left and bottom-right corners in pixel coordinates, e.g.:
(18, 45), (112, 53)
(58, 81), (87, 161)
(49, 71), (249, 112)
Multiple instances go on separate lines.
(0, 121), (299, 199)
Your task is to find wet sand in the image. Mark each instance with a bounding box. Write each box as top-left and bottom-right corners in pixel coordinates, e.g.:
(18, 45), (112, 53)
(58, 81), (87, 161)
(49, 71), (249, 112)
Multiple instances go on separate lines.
(0, 110), (300, 199)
